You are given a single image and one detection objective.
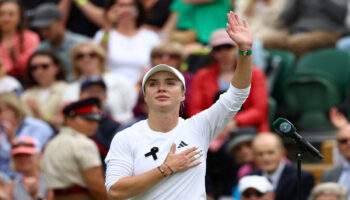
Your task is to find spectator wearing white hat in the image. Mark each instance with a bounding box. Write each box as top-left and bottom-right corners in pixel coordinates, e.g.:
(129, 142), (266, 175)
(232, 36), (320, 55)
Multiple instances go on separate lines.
(239, 175), (275, 200)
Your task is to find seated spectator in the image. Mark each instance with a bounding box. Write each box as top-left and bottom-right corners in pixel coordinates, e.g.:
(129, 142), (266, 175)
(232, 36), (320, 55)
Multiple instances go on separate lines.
(322, 124), (350, 199)
(8, 136), (53, 200)
(226, 127), (257, 179)
(62, 41), (137, 123)
(0, 59), (22, 96)
(308, 183), (347, 200)
(335, 0), (350, 50)
(79, 77), (122, 172)
(189, 29), (269, 133)
(238, 175), (275, 200)
(21, 51), (67, 129)
(0, 0), (40, 82)
(235, 0), (287, 41)
(141, 0), (174, 33)
(31, 3), (89, 81)
(0, 93), (54, 178)
(94, 0), (160, 85)
(262, 0), (348, 57)
(250, 133), (314, 200)
(162, 0), (231, 45)
(58, 0), (106, 37)
(42, 98), (108, 200)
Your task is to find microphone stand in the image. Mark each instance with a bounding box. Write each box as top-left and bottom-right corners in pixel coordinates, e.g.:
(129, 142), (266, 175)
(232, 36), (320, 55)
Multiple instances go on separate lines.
(296, 144), (303, 200)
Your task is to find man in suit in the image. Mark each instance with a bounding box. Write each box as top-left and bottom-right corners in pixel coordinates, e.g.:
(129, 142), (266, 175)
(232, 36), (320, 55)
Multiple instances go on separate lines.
(322, 124), (350, 199)
(249, 133), (314, 200)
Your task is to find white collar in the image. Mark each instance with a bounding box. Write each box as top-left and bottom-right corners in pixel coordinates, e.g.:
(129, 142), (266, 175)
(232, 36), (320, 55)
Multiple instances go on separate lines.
(263, 161), (285, 190)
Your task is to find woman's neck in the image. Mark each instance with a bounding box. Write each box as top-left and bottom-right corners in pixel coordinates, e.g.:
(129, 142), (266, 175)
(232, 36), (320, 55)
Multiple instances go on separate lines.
(83, 70), (103, 78)
(2, 29), (16, 41)
(116, 21), (138, 36)
(219, 63), (235, 74)
(147, 109), (179, 133)
(40, 80), (55, 89)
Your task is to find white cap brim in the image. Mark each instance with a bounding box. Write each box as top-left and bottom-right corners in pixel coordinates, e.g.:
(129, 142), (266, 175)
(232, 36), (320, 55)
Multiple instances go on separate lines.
(142, 64), (186, 95)
(239, 175), (273, 193)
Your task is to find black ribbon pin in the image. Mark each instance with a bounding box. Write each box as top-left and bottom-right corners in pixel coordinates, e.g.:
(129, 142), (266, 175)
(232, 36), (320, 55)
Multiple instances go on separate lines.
(145, 147), (159, 160)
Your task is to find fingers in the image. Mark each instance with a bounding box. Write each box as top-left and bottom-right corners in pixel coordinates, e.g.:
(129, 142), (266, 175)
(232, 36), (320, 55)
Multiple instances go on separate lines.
(188, 161), (202, 168)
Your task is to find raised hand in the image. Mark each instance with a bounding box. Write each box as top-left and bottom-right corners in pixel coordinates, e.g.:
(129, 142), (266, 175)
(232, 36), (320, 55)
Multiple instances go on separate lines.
(226, 11), (253, 51)
(164, 144), (202, 173)
(329, 107), (349, 129)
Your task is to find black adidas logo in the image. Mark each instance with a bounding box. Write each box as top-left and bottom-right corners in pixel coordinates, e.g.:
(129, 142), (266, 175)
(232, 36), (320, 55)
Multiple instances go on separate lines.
(177, 141), (188, 148)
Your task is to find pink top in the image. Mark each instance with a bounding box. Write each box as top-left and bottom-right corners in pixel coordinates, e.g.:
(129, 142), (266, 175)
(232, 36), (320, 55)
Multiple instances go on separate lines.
(0, 30), (40, 79)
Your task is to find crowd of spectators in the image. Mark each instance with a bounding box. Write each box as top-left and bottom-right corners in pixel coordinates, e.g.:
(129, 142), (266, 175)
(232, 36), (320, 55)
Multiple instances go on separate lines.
(0, 0), (349, 199)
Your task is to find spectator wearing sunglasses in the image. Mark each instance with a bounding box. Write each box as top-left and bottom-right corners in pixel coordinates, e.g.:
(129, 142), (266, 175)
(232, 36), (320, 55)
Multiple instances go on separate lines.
(239, 175), (275, 200)
(189, 28), (269, 134)
(21, 51), (67, 129)
(323, 124), (350, 199)
(32, 3), (89, 81)
(62, 41), (137, 124)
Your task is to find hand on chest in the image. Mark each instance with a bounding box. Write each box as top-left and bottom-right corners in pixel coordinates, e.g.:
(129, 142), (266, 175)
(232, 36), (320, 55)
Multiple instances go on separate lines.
(133, 136), (202, 175)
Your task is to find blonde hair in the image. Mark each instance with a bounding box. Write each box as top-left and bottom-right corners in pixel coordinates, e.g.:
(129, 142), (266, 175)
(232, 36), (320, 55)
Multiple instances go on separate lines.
(150, 41), (184, 66)
(70, 41), (107, 79)
(0, 93), (27, 122)
(308, 183), (348, 200)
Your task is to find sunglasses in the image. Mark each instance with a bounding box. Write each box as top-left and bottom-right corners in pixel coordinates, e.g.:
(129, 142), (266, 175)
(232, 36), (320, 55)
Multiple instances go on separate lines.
(152, 52), (181, 59)
(338, 138), (350, 145)
(213, 44), (235, 52)
(75, 52), (98, 60)
(29, 64), (51, 72)
(242, 190), (264, 198)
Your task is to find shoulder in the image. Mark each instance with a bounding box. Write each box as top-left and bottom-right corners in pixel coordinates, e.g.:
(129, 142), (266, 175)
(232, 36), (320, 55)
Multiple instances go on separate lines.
(22, 117), (52, 131)
(66, 31), (90, 43)
(103, 72), (133, 87)
(22, 30), (40, 39)
(52, 81), (68, 90)
(138, 29), (160, 41)
(323, 165), (342, 176)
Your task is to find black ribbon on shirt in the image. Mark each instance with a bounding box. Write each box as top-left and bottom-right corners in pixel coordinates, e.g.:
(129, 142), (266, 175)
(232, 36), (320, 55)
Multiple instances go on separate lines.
(145, 147), (159, 160)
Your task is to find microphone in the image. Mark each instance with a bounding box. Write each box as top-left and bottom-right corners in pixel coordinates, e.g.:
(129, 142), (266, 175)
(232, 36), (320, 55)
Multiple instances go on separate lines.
(273, 117), (323, 160)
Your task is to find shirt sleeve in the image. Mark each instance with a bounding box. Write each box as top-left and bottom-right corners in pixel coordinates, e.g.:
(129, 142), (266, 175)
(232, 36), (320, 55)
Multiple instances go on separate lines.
(105, 131), (134, 192)
(74, 139), (101, 170)
(188, 84), (250, 149)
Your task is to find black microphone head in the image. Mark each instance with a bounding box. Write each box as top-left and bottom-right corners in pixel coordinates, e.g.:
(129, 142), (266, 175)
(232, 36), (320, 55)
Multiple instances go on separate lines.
(272, 117), (296, 138)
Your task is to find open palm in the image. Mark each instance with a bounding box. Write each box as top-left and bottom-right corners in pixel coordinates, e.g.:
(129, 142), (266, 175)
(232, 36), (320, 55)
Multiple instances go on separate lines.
(226, 12), (253, 51)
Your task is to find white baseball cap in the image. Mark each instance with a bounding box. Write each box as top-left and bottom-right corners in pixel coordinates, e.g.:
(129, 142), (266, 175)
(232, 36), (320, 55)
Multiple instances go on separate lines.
(239, 175), (273, 193)
(142, 64), (186, 95)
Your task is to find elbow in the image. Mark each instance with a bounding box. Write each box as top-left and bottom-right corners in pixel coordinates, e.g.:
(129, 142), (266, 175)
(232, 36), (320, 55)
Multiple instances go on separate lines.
(108, 190), (123, 200)
(108, 185), (126, 200)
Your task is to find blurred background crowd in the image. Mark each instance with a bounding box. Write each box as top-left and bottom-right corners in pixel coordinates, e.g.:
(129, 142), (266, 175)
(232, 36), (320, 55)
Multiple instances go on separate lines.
(0, 0), (350, 199)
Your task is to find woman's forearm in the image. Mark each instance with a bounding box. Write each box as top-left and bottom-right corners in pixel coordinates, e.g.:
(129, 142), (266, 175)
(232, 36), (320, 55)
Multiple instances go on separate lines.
(108, 167), (165, 200)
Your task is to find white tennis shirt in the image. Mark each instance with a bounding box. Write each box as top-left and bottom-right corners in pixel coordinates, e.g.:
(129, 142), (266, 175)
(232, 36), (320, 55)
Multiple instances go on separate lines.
(105, 84), (250, 199)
